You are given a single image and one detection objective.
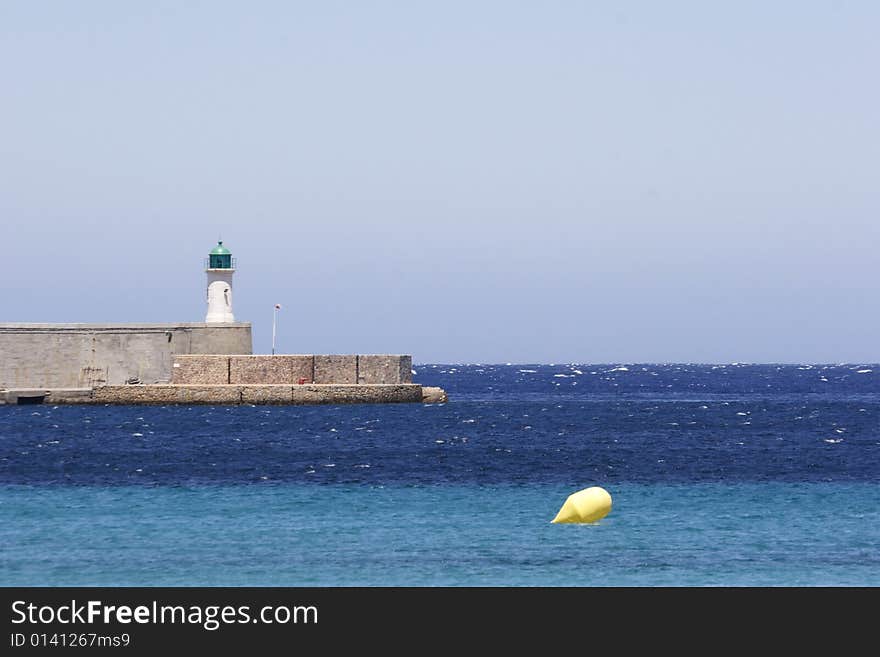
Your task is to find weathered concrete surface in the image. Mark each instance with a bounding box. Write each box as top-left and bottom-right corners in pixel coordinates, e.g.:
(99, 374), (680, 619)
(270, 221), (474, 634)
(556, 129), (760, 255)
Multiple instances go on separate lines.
(90, 384), (426, 405)
(229, 355), (314, 384)
(314, 355), (358, 384)
(3, 388), (49, 404)
(1, 388), (98, 405)
(0, 323), (252, 388)
(358, 355), (413, 384)
(171, 355), (230, 384)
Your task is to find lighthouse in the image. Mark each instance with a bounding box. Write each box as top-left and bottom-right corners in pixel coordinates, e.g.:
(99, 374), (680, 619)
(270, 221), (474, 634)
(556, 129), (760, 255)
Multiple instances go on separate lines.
(205, 241), (236, 323)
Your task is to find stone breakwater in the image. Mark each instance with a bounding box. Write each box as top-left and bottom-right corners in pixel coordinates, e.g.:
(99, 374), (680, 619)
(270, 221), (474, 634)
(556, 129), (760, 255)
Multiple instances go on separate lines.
(0, 354), (448, 405)
(1, 384), (448, 405)
(98, 383), (427, 405)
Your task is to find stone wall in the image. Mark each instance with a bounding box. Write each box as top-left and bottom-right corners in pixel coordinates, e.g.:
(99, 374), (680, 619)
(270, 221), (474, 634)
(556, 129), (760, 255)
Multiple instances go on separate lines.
(0, 323), (252, 388)
(229, 355), (314, 384)
(171, 354), (412, 385)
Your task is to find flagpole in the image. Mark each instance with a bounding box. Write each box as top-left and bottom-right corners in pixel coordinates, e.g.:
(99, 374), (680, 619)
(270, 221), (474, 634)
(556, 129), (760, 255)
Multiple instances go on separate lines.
(272, 306), (277, 355)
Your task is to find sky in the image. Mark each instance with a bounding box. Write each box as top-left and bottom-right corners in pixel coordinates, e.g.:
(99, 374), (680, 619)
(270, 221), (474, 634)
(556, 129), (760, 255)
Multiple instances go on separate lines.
(1, 1), (878, 363)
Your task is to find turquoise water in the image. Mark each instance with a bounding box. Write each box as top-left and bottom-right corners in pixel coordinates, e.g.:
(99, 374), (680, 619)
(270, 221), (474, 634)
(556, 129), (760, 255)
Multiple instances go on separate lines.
(2, 482), (878, 586)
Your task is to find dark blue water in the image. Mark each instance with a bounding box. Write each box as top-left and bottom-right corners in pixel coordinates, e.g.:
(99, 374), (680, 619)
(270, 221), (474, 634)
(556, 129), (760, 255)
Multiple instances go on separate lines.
(2, 364), (878, 486)
(1, 364), (878, 585)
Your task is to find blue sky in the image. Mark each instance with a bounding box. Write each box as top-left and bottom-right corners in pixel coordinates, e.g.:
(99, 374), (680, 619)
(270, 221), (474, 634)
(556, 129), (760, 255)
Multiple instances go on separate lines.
(2, 1), (877, 362)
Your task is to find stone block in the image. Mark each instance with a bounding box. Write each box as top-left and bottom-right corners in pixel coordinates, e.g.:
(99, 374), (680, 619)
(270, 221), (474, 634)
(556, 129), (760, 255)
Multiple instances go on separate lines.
(229, 355), (314, 384)
(357, 355), (413, 384)
(289, 355), (315, 383)
(171, 355), (229, 384)
(314, 355), (357, 384)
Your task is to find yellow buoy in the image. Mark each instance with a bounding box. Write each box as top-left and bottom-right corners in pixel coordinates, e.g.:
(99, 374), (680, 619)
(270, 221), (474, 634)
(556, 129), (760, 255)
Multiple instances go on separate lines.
(551, 486), (612, 524)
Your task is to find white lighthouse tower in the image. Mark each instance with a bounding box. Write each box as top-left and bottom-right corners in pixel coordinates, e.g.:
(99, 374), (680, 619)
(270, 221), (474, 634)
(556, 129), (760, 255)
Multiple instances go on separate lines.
(205, 241), (236, 323)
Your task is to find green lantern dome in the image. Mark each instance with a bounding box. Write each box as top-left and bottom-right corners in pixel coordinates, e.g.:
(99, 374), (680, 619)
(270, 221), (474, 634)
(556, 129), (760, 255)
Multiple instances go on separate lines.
(207, 241), (234, 269)
(210, 241), (231, 256)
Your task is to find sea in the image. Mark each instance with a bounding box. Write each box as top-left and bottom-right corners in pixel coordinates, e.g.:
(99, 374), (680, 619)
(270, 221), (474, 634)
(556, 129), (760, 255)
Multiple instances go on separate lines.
(1, 363), (878, 586)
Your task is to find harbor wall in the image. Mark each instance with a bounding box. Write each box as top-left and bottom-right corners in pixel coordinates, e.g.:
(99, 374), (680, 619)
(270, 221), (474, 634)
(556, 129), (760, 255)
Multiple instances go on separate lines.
(0, 323), (253, 388)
